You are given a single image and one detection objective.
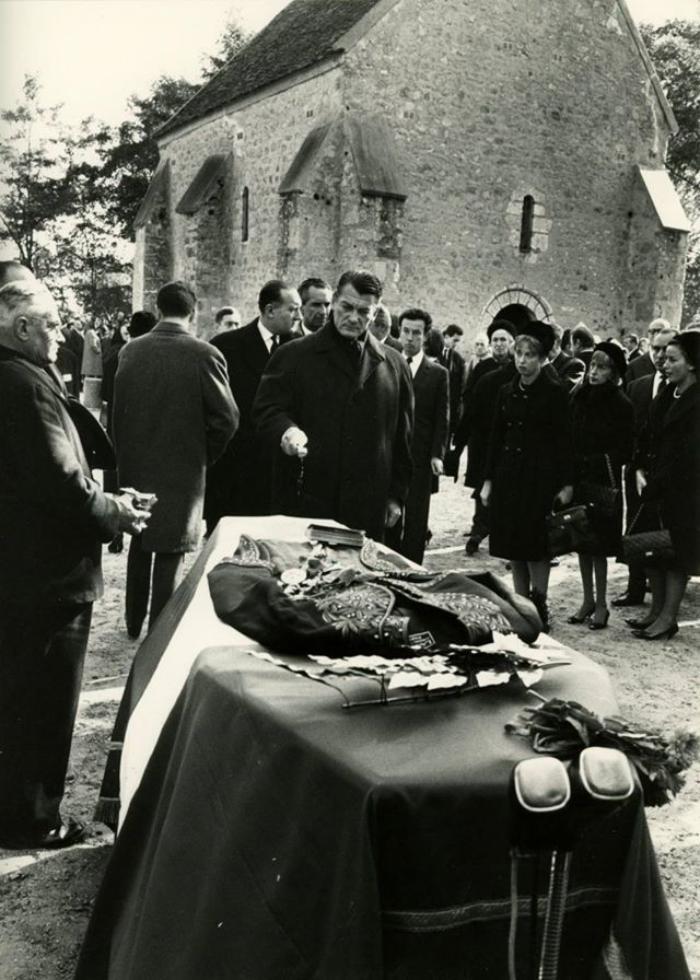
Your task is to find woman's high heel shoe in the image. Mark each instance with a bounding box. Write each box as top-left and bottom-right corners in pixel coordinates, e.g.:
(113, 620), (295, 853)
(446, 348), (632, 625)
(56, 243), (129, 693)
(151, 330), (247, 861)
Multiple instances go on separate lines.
(589, 609), (610, 630)
(567, 607), (594, 624)
(625, 617), (654, 629)
(631, 624), (679, 641)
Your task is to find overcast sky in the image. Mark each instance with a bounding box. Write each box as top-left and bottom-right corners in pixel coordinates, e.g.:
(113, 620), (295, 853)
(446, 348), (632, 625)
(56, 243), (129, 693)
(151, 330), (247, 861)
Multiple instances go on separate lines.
(0, 0), (698, 126)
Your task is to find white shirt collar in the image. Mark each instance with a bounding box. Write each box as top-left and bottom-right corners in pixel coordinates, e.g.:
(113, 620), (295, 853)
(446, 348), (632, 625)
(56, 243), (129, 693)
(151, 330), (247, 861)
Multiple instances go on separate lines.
(405, 348), (424, 377)
(257, 319), (275, 350)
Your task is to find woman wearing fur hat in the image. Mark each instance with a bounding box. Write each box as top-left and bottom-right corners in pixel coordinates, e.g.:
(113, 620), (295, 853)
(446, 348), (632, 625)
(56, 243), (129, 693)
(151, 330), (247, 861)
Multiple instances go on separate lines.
(567, 342), (634, 629)
(481, 321), (574, 630)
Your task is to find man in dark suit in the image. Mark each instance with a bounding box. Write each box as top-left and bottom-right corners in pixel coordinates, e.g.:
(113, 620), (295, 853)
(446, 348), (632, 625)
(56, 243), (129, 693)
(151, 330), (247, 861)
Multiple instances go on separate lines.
(204, 280), (301, 531)
(624, 333), (641, 362)
(625, 318), (670, 387)
(613, 326), (677, 607)
(369, 302), (403, 351)
(440, 323), (466, 440)
(395, 308), (449, 563)
(0, 267), (145, 849)
(298, 277), (332, 335)
(548, 321), (585, 390)
(114, 282), (239, 637)
(253, 269), (414, 542)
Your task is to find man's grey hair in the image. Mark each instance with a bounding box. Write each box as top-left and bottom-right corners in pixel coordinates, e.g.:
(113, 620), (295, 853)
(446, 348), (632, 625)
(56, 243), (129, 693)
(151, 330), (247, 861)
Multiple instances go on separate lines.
(0, 280), (53, 324)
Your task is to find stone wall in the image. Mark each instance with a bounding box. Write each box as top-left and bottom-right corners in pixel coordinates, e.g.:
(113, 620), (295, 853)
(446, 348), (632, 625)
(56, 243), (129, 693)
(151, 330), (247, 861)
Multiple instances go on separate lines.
(147, 0), (687, 343)
(157, 69), (345, 333)
(340, 0), (684, 338)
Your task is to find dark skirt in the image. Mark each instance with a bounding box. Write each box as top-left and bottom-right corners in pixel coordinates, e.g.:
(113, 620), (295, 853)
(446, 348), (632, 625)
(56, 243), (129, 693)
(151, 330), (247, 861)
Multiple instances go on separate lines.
(572, 456), (623, 557)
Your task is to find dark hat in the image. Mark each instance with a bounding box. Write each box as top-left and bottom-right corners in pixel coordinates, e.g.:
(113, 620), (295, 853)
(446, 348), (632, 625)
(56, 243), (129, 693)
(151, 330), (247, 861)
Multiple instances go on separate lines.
(487, 318), (516, 340)
(594, 341), (627, 380)
(516, 320), (555, 356)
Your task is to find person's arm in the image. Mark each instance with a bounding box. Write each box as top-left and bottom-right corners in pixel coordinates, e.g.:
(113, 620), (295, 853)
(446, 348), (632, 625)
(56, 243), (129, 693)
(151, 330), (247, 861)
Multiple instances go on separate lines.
(200, 349), (240, 465)
(388, 358), (415, 514)
(551, 383), (574, 506)
(431, 366), (450, 474)
(10, 378), (141, 540)
(480, 385), (507, 505)
(253, 346), (304, 453)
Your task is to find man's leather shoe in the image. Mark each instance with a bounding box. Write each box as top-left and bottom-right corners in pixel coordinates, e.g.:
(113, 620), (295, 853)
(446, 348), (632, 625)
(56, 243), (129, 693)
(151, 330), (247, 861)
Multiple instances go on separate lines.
(465, 537), (480, 556)
(611, 593), (645, 608)
(0, 817), (86, 851)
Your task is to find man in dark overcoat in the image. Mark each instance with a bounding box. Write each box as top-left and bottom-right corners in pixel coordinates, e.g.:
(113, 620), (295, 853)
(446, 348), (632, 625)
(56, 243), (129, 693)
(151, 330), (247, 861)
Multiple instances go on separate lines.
(253, 270), (414, 542)
(114, 281), (239, 637)
(0, 267), (144, 849)
(613, 326), (676, 607)
(440, 324), (466, 440)
(204, 280), (301, 531)
(625, 317), (669, 388)
(396, 308), (449, 563)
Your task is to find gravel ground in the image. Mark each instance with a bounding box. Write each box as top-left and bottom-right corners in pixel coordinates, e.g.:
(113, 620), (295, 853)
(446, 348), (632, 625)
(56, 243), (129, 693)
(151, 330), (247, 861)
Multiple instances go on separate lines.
(1, 478), (698, 978)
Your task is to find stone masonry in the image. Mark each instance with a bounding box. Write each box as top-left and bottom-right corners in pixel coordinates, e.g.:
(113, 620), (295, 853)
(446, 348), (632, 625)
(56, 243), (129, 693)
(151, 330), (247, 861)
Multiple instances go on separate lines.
(134, 0), (689, 343)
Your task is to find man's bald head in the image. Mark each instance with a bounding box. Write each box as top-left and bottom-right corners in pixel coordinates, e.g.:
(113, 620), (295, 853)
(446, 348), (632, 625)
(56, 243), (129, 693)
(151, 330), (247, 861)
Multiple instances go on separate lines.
(0, 261), (36, 289)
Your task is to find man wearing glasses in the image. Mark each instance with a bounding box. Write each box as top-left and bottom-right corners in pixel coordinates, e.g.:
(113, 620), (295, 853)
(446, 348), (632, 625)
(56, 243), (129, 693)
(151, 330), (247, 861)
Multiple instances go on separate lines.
(253, 269), (414, 542)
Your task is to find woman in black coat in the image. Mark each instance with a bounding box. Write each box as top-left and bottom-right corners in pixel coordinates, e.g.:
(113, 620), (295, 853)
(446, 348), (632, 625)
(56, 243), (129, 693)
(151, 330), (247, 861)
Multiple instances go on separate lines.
(568, 343), (634, 629)
(629, 331), (700, 640)
(482, 321), (573, 629)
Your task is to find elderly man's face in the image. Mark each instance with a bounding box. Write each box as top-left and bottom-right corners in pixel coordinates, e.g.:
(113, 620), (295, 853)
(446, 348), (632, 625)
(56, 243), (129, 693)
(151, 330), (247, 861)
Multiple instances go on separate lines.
(490, 329), (513, 361)
(369, 304), (392, 341)
(302, 286), (332, 332)
(20, 291), (63, 366)
(332, 283), (378, 340)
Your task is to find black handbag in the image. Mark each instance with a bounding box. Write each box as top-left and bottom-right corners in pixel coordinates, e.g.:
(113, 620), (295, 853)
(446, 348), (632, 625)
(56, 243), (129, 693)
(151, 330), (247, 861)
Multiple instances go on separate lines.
(621, 504), (675, 565)
(546, 504), (595, 557)
(578, 454), (621, 518)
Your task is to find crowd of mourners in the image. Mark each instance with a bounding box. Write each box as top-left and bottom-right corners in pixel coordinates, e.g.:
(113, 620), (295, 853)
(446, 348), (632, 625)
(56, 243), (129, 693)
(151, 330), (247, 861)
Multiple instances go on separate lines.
(0, 257), (698, 851)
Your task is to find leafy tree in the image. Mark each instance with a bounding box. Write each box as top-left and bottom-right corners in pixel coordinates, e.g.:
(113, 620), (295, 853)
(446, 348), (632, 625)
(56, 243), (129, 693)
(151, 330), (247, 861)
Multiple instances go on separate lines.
(641, 20), (700, 319)
(98, 75), (199, 239)
(201, 13), (252, 80)
(0, 76), (74, 269)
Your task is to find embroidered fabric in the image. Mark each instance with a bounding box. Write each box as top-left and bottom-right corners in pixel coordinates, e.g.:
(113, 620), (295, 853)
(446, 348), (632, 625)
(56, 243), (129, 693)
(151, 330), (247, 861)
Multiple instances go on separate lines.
(225, 534), (276, 571)
(384, 577), (511, 635)
(316, 584), (410, 645)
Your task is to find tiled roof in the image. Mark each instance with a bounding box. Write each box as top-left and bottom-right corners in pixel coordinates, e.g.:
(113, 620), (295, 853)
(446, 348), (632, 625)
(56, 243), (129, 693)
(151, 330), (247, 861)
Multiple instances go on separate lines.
(157, 0), (385, 140)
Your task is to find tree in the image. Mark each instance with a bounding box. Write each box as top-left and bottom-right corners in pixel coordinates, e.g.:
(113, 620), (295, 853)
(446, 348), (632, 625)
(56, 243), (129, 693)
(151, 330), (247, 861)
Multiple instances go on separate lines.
(98, 75), (199, 239)
(641, 20), (700, 319)
(0, 76), (74, 269)
(201, 13), (252, 80)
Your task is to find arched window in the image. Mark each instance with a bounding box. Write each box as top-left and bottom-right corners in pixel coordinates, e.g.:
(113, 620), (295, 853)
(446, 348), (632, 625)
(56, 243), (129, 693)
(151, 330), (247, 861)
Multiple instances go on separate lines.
(519, 195), (535, 254)
(241, 186), (249, 243)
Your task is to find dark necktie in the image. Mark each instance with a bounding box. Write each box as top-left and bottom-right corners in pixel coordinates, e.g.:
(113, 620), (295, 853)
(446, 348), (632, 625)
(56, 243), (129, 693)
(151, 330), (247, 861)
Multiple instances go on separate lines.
(406, 355), (413, 368)
(270, 335), (280, 355)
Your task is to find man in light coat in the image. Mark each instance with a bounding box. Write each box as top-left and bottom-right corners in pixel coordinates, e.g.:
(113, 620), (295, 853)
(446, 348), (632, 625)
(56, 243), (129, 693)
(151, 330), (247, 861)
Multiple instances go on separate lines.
(114, 281), (239, 637)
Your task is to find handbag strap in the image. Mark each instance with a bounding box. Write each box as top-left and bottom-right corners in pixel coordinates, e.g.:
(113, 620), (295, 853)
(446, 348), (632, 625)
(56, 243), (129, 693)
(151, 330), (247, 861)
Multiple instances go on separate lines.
(604, 453), (617, 490)
(627, 501), (665, 534)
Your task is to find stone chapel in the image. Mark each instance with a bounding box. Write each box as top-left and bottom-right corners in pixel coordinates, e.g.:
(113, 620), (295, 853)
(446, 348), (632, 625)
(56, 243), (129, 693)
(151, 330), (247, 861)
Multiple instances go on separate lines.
(132, 0), (690, 340)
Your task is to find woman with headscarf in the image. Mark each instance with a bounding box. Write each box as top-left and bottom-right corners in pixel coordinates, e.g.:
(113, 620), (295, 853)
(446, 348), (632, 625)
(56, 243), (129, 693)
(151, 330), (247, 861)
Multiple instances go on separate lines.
(628, 331), (700, 640)
(481, 321), (573, 629)
(567, 342), (634, 629)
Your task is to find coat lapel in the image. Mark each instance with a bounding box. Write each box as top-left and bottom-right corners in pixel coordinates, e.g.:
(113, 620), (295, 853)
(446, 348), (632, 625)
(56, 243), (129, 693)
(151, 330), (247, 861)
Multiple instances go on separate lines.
(313, 323), (358, 382)
(662, 383), (700, 430)
(358, 332), (386, 388)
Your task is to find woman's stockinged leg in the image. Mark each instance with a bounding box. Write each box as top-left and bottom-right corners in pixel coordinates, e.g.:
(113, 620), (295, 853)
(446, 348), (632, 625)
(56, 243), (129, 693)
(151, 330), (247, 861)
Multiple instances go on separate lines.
(573, 553), (595, 620)
(591, 555), (609, 626)
(511, 561), (531, 598)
